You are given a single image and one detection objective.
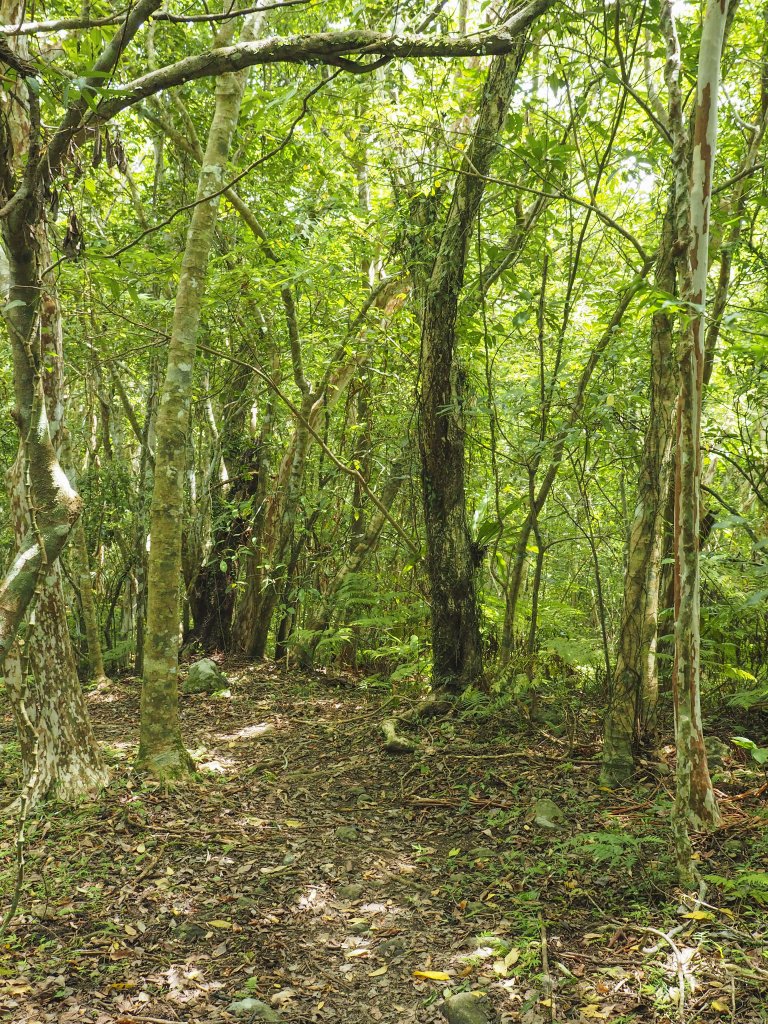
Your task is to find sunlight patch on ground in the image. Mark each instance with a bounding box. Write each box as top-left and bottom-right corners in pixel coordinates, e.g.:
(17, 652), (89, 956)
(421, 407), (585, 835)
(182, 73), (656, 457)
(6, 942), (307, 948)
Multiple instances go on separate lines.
(100, 740), (134, 753)
(219, 722), (276, 742)
(296, 883), (332, 913)
(199, 756), (237, 774)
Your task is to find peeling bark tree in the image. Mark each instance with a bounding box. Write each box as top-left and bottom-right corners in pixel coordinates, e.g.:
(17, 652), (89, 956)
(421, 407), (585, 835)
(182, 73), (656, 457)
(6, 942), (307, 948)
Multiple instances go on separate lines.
(672, 0), (730, 878)
(0, 3), (107, 805)
(138, 18), (257, 778)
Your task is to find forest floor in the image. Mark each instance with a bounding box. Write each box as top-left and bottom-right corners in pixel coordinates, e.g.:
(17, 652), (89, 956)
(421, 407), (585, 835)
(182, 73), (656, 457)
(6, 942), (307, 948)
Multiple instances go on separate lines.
(1, 661), (767, 1024)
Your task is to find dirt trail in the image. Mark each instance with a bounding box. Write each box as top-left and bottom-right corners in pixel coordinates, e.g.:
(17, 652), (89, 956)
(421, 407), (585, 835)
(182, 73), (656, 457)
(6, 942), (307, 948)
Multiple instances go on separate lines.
(1, 663), (766, 1023)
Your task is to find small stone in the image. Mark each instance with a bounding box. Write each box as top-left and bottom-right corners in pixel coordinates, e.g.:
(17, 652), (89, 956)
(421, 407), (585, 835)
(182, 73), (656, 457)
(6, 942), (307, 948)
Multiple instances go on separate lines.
(441, 991), (494, 1024)
(227, 997), (281, 1020)
(530, 798), (565, 829)
(335, 826), (359, 841)
(183, 658), (228, 695)
(339, 883), (364, 900)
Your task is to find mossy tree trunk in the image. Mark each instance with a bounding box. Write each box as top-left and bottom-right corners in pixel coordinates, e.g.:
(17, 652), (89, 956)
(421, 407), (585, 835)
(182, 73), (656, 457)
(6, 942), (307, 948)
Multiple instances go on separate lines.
(0, 5), (107, 806)
(71, 516), (111, 687)
(602, 2), (689, 783)
(418, 46), (532, 694)
(138, 18), (257, 778)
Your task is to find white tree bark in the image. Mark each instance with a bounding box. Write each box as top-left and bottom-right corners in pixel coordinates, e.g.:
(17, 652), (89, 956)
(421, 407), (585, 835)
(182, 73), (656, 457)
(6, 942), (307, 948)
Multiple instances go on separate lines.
(672, 0), (730, 880)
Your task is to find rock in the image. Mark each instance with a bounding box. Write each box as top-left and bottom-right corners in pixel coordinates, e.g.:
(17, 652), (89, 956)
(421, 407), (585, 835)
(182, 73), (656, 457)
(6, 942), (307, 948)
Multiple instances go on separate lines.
(227, 997), (281, 1020)
(531, 798), (565, 829)
(335, 826), (359, 841)
(705, 736), (731, 767)
(339, 883), (364, 900)
(441, 991), (494, 1024)
(183, 658), (228, 695)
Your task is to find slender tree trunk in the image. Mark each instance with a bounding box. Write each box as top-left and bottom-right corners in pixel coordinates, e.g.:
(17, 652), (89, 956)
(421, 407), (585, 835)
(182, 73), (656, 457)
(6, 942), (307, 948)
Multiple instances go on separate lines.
(138, 19), (256, 777)
(71, 517), (110, 685)
(673, 0), (729, 880)
(500, 269), (652, 659)
(132, 359), (159, 675)
(418, 44), (533, 693)
(602, 197), (680, 782)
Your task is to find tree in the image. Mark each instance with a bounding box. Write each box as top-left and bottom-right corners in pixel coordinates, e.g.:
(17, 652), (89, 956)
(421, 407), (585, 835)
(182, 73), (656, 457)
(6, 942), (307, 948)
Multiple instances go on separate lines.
(138, 17), (259, 778)
(416, 38), (538, 694)
(671, 0), (731, 879)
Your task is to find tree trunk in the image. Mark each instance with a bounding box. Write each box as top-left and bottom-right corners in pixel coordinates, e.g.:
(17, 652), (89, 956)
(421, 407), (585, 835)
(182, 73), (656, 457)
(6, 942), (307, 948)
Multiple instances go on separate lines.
(672, 0), (729, 879)
(601, 194), (680, 782)
(71, 517), (110, 686)
(5, 447), (107, 805)
(138, 18), (256, 777)
(0, 9), (107, 806)
(418, 45), (531, 694)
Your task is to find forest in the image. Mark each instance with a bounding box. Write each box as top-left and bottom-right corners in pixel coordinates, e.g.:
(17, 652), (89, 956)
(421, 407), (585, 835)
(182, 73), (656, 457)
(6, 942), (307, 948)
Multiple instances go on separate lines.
(0, 0), (767, 1021)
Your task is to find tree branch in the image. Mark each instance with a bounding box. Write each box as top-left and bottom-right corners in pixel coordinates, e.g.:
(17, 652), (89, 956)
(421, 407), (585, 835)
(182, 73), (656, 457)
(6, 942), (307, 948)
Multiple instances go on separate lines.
(90, 1), (558, 122)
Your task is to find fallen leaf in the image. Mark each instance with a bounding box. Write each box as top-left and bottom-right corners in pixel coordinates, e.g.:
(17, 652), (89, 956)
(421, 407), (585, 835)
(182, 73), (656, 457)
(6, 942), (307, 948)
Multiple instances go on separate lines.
(682, 911), (715, 921)
(505, 948), (520, 967)
(368, 966), (388, 977)
(207, 920), (233, 929)
(414, 971), (451, 981)
(711, 999), (730, 1013)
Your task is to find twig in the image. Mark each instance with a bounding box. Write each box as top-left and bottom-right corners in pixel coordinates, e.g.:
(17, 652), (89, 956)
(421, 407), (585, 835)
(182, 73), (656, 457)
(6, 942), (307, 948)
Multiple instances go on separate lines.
(621, 923), (686, 1022)
(115, 1014), (185, 1024)
(539, 913), (556, 1022)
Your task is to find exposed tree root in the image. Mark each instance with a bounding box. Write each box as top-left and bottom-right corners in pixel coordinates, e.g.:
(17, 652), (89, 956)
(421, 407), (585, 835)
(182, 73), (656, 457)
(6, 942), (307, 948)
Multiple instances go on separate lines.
(380, 696), (454, 754)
